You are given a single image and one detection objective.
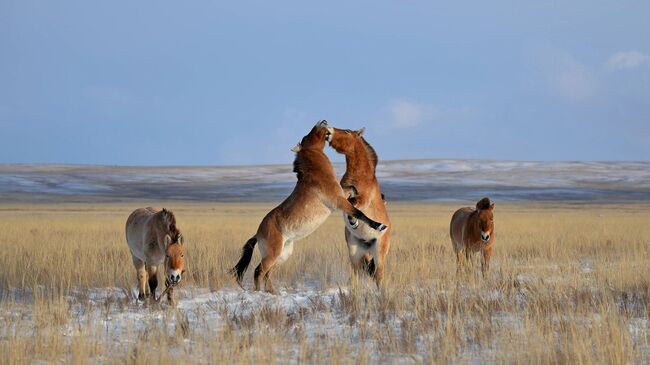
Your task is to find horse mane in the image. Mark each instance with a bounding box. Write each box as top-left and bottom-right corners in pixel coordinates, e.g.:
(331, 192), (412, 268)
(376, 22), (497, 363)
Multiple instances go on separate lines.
(161, 208), (182, 242)
(476, 197), (492, 210)
(361, 137), (379, 168)
(292, 151), (314, 181)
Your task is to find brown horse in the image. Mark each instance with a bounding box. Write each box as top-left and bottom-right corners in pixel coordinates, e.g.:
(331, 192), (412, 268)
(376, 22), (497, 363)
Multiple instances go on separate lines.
(449, 197), (495, 277)
(328, 127), (391, 285)
(126, 207), (186, 302)
(230, 121), (388, 292)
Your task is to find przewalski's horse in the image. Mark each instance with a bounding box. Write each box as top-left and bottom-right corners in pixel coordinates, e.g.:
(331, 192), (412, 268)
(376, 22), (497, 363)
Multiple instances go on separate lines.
(449, 197), (495, 277)
(126, 207), (186, 302)
(328, 127), (391, 285)
(230, 121), (388, 293)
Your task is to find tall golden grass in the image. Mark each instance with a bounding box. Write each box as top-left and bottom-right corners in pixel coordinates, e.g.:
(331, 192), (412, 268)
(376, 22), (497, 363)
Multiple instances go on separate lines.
(1, 201), (649, 364)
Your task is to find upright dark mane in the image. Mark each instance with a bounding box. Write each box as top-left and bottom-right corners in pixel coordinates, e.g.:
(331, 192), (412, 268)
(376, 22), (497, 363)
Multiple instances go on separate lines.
(476, 197), (491, 210)
(161, 208), (182, 242)
(292, 151), (318, 182)
(293, 154), (305, 180)
(361, 137), (379, 168)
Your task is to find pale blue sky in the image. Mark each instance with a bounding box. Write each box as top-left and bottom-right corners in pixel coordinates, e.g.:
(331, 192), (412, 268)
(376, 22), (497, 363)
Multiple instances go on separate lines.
(1, 1), (649, 165)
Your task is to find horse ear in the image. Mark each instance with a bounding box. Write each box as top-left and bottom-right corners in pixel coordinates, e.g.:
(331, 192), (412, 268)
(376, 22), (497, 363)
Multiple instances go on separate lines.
(291, 143), (302, 152)
(356, 127), (366, 136)
(164, 234), (171, 246)
(177, 234), (184, 244)
(490, 203), (495, 211)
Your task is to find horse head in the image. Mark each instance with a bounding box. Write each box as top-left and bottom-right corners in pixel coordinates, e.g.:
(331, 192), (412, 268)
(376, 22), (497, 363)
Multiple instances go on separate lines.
(476, 197), (495, 242)
(165, 233), (186, 285)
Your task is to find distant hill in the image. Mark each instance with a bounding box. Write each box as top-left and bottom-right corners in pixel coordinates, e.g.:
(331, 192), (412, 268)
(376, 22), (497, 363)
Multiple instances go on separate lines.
(1, 160), (649, 202)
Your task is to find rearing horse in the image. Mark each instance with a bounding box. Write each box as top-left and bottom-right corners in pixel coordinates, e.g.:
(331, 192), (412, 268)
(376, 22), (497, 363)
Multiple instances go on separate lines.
(328, 127), (391, 285)
(230, 121), (388, 292)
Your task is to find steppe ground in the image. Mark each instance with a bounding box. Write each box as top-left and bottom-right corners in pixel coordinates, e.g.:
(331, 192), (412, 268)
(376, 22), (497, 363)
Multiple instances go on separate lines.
(1, 201), (649, 364)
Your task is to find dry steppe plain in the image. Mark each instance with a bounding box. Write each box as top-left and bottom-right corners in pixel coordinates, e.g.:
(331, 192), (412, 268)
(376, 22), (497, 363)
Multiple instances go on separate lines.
(1, 201), (649, 364)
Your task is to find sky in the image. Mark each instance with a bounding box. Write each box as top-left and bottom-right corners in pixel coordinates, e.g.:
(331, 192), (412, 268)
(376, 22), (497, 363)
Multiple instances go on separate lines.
(1, 1), (649, 165)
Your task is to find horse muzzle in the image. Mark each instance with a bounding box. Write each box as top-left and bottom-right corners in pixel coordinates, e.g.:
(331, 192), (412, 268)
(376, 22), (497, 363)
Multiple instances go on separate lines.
(168, 270), (182, 284)
(481, 232), (491, 242)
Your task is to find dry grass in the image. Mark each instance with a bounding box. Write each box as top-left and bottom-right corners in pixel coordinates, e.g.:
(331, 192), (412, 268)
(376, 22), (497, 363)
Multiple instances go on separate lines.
(1, 201), (649, 364)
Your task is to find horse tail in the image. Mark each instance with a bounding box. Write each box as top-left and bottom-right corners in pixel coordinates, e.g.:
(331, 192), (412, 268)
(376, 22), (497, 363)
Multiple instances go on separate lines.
(230, 236), (258, 286)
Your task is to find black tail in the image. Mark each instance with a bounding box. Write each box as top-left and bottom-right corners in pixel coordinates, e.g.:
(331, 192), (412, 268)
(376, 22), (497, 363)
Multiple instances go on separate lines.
(230, 237), (257, 286)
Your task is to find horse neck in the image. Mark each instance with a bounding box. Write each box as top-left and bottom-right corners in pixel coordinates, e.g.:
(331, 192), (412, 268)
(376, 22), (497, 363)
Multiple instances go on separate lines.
(466, 210), (482, 241)
(342, 143), (375, 183)
(295, 148), (330, 182)
(151, 211), (175, 245)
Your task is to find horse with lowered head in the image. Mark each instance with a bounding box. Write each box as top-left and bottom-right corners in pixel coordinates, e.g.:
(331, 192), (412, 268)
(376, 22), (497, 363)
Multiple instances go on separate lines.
(449, 197), (495, 277)
(328, 127), (391, 285)
(126, 207), (186, 302)
(231, 121), (388, 293)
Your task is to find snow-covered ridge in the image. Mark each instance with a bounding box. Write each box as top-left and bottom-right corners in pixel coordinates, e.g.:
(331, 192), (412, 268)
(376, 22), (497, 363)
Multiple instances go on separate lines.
(0, 160), (648, 202)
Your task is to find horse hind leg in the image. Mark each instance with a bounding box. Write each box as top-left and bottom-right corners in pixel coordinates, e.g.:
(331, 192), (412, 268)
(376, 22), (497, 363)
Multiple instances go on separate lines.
(371, 236), (390, 286)
(254, 236), (283, 293)
(254, 256), (279, 293)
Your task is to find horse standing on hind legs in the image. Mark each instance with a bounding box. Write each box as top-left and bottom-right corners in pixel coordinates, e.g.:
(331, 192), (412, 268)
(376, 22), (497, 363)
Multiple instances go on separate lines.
(126, 207), (186, 303)
(328, 127), (391, 286)
(449, 197), (495, 277)
(230, 121), (388, 293)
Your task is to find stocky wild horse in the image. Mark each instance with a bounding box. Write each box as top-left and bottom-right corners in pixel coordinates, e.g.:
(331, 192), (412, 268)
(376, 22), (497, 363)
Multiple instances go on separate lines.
(126, 207), (186, 302)
(230, 121), (388, 293)
(328, 127), (391, 285)
(449, 197), (495, 277)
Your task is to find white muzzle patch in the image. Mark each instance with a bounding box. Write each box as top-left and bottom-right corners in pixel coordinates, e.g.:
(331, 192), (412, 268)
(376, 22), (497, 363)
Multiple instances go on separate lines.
(481, 231), (491, 242)
(168, 269), (182, 284)
(326, 127), (334, 143)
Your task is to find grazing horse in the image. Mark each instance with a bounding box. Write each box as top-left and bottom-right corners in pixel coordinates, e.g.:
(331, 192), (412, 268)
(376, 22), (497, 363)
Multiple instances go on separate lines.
(449, 197), (495, 277)
(126, 207), (186, 302)
(230, 121), (388, 293)
(328, 127), (391, 285)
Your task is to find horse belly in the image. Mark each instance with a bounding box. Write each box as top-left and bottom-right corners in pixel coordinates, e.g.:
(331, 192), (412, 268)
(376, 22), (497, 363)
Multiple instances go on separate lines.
(286, 204), (332, 241)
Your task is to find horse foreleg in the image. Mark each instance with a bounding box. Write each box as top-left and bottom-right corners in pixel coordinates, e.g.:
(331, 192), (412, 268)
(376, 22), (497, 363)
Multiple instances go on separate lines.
(336, 197), (386, 232)
(164, 278), (174, 303)
(481, 246), (493, 278)
(146, 265), (158, 299)
(132, 256), (147, 300)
